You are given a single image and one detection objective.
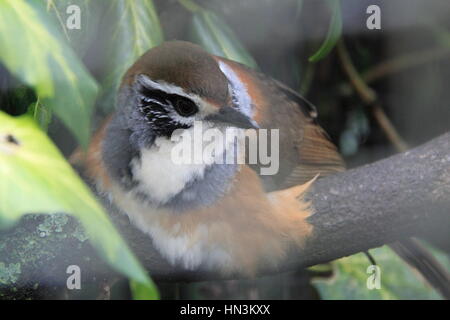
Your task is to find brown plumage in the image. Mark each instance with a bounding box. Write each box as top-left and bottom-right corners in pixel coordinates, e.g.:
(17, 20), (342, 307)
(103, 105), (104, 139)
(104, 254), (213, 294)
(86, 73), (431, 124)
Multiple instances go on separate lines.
(72, 41), (344, 275)
(123, 41), (230, 105)
(213, 56), (345, 189)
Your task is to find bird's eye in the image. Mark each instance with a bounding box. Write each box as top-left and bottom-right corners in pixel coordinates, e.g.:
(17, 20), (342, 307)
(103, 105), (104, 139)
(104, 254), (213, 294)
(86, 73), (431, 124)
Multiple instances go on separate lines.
(174, 98), (198, 117)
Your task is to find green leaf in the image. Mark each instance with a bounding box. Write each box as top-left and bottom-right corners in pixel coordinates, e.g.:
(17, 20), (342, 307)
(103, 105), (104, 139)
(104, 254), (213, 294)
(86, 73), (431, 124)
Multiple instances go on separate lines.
(130, 279), (159, 300)
(0, 111), (157, 295)
(98, 0), (164, 112)
(313, 246), (445, 299)
(309, 0), (342, 62)
(27, 99), (52, 132)
(189, 9), (258, 69)
(0, 0), (99, 147)
(45, 0), (104, 57)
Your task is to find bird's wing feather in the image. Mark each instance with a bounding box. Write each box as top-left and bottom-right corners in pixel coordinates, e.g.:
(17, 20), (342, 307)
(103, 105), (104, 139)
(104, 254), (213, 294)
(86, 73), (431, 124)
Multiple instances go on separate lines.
(215, 57), (345, 190)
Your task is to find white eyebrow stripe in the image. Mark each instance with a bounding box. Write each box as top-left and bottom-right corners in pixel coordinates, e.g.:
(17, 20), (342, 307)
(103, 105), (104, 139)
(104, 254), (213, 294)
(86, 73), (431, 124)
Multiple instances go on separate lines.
(137, 74), (189, 98)
(218, 60), (253, 118)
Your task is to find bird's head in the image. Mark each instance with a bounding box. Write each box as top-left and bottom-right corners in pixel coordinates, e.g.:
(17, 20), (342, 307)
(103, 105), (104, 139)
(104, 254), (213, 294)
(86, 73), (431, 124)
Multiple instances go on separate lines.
(102, 41), (256, 188)
(115, 41), (256, 146)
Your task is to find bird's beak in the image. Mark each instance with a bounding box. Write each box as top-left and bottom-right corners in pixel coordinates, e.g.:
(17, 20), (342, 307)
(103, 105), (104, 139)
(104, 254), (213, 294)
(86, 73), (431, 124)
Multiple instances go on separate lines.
(205, 107), (259, 129)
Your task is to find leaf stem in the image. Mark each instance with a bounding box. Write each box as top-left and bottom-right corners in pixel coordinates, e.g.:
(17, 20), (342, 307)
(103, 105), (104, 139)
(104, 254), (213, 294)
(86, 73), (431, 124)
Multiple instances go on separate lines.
(309, 0), (342, 62)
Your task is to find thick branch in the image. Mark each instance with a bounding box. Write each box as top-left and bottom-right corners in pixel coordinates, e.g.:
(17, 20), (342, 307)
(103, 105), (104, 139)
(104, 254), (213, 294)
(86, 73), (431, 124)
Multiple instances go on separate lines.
(131, 132), (450, 281)
(0, 133), (449, 292)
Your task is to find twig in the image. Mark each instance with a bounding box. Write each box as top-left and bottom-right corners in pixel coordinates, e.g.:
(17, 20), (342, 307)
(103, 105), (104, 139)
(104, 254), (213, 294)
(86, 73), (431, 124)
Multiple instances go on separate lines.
(371, 106), (408, 152)
(336, 39), (409, 152)
(362, 47), (450, 85)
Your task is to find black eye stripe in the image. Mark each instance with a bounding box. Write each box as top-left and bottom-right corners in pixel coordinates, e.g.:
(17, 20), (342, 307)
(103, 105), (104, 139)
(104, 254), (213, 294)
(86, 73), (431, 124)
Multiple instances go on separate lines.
(136, 86), (195, 137)
(140, 97), (166, 107)
(139, 87), (198, 117)
(139, 87), (171, 106)
(139, 87), (180, 106)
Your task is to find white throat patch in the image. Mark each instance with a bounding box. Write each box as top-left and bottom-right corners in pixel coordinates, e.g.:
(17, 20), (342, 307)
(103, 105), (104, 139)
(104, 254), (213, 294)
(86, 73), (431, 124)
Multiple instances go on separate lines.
(130, 136), (206, 205)
(129, 122), (237, 205)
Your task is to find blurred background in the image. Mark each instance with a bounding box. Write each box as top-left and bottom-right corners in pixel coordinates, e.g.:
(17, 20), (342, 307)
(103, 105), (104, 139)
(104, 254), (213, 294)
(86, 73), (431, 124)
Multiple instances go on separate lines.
(0, 0), (450, 299)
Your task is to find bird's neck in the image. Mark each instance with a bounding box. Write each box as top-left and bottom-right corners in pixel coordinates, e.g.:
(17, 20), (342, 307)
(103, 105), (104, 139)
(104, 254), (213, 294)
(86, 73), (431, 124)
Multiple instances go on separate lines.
(127, 134), (240, 212)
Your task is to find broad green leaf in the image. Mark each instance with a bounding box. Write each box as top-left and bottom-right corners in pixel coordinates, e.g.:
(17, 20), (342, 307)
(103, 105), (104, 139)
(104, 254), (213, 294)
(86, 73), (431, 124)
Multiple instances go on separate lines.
(45, 0), (104, 57)
(0, 111), (157, 295)
(130, 279), (159, 300)
(0, 0), (98, 147)
(312, 246), (446, 299)
(189, 9), (258, 69)
(309, 0), (342, 62)
(98, 0), (164, 112)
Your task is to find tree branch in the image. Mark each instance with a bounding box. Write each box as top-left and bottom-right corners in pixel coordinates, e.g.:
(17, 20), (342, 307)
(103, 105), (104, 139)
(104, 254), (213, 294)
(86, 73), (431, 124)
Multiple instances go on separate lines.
(135, 132), (450, 281)
(0, 133), (449, 293)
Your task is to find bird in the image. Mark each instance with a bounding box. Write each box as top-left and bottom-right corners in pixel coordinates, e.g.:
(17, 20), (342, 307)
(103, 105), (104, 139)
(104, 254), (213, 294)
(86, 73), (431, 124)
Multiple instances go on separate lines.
(71, 40), (344, 276)
(71, 41), (450, 295)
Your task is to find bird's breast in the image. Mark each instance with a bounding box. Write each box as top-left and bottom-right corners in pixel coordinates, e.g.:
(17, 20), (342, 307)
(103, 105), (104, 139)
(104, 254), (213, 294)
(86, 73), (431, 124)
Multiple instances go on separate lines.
(130, 136), (208, 205)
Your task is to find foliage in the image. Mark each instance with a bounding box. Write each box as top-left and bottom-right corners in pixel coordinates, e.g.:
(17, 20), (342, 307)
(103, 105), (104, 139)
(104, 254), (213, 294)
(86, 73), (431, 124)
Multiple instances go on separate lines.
(0, 0), (98, 146)
(98, 0), (164, 112)
(130, 279), (159, 300)
(309, 0), (342, 62)
(189, 9), (258, 69)
(0, 0), (448, 300)
(0, 111), (158, 299)
(0, 0), (161, 299)
(313, 246), (450, 300)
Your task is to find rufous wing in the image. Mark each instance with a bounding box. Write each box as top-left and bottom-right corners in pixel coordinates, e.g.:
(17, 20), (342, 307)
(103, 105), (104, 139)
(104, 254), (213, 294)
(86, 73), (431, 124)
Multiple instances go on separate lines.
(215, 57), (345, 190)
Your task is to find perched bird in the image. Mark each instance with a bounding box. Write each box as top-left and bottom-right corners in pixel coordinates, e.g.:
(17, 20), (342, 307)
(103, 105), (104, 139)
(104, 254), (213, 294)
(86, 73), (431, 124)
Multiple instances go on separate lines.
(73, 41), (344, 275)
(72, 41), (450, 298)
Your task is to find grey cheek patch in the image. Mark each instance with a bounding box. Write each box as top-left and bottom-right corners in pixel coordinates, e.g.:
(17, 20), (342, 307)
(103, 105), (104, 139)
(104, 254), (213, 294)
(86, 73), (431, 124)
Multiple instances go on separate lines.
(102, 89), (157, 190)
(102, 115), (137, 189)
